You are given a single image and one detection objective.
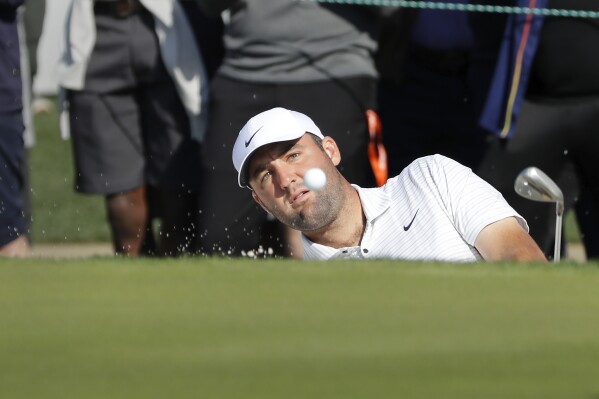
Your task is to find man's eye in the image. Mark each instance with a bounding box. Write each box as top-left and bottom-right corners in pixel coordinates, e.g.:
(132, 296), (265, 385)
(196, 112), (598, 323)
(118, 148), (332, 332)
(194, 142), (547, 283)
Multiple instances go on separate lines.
(288, 152), (300, 160)
(261, 171), (272, 182)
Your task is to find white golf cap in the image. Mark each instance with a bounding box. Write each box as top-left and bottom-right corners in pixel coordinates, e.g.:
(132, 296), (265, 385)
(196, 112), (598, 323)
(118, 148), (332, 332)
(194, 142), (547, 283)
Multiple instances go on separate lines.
(232, 107), (324, 188)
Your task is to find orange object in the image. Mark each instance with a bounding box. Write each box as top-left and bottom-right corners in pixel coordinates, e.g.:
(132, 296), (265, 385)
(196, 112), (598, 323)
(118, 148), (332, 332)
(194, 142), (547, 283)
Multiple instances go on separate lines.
(366, 109), (388, 187)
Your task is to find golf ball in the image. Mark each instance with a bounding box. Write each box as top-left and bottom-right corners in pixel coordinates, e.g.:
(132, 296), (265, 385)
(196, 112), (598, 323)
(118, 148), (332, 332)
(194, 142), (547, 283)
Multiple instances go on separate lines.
(304, 168), (327, 191)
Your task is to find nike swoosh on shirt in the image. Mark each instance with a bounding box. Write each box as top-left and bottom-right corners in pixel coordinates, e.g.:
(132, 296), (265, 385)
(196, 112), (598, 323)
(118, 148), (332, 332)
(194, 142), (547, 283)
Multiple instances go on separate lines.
(403, 209), (419, 231)
(245, 126), (264, 147)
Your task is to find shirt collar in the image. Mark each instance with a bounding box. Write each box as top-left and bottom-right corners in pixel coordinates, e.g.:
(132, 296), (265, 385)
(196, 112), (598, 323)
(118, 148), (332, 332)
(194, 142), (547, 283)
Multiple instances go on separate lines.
(301, 184), (391, 259)
(351, 184), (391, 224)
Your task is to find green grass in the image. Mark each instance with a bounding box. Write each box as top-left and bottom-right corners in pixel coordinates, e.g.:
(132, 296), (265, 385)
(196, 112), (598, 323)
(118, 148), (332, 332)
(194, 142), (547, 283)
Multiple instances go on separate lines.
(1, 259), (598, 399)
(28, 106), (110, 243)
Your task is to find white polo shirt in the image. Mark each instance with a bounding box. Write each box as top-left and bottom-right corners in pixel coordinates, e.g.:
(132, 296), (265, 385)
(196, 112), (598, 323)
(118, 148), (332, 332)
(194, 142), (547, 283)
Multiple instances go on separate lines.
(301, 154), (527, 262)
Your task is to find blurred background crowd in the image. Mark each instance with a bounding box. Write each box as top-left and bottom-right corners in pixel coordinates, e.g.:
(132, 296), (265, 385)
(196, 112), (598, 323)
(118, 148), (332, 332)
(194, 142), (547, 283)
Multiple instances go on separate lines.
(1, 0), (597, 261)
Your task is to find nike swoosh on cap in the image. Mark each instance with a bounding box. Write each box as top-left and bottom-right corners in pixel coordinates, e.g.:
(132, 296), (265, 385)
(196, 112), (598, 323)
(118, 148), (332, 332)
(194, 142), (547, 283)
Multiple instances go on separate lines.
(245, 126), (264, 147)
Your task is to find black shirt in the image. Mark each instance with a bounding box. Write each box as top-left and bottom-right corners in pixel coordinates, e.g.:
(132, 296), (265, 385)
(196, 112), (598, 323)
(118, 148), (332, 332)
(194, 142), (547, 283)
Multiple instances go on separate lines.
(528, 0), (599, 98)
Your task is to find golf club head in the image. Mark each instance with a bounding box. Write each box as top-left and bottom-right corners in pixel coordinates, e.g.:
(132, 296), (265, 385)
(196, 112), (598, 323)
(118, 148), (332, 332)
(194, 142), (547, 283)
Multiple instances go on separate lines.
(514, 167), (564, 215)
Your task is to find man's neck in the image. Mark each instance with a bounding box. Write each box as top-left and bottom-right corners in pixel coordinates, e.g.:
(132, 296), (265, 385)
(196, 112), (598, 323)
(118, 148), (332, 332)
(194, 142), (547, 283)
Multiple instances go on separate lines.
(304, 185), (365, 249)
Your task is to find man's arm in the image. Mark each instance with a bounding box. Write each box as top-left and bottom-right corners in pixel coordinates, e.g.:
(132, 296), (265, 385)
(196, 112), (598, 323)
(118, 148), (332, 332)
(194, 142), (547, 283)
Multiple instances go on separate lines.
(475, 217), (547, 262)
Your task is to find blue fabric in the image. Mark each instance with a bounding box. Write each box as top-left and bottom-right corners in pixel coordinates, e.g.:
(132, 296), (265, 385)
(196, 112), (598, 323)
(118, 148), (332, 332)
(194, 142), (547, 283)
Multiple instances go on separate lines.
(479, 0), (547, 138)
(0, 0), (25, 7)
(0, 111), (26, 246)
(0, 0), (23, 113)
(0, 0), (25, 246)
(411, 0), (474, 50)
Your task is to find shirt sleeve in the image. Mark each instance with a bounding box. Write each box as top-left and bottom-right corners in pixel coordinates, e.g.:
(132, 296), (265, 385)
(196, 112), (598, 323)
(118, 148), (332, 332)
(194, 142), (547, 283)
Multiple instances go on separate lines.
(430, 154), (528, 246)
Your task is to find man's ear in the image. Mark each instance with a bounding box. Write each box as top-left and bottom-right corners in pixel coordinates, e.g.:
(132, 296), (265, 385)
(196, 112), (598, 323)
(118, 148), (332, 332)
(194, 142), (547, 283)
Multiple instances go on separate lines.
(252, 191), (272, 215)
(322, 136), (341, 166)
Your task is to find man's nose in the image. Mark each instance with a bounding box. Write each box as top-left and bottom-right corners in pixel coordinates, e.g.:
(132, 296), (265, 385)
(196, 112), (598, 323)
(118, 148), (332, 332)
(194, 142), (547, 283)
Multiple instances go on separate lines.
(275, 164), (296, 189)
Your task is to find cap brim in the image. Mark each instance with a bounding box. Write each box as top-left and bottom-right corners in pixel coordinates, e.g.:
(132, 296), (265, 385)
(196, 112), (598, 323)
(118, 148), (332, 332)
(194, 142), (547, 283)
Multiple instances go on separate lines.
(237, 132), (307, 189)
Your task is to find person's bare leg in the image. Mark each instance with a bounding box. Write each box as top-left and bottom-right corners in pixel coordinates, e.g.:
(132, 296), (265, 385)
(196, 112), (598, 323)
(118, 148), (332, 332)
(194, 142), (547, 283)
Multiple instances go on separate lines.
(0, 235), (31, 258)
(106, 186), (151, 256)
(158, 191), (198, 257)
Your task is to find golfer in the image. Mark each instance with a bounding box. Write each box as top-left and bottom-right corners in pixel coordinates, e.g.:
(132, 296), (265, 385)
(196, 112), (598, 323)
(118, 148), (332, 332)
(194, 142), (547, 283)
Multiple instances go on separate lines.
(232, 108), (547, 262)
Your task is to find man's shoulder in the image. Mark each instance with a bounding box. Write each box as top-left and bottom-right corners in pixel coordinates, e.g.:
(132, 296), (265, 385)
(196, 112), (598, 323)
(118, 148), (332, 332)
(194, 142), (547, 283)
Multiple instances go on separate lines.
(398, 154), (470, 179)
(388, 154), (443, 181)
(381, 154), (473, 200)
(408, 154), (464, 168)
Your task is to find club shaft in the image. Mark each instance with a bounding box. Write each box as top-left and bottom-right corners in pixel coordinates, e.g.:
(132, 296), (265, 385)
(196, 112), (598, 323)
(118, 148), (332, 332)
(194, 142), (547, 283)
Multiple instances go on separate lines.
(554, 211), (563, 263)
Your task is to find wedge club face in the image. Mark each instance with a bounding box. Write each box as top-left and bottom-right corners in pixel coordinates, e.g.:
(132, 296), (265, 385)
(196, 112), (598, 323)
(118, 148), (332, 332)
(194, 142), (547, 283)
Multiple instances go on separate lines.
(514, 167), (564, 215)
(514, 166), (564, 262)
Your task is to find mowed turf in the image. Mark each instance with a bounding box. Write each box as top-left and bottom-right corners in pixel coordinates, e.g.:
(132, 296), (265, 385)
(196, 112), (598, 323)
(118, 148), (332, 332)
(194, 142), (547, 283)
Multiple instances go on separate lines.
(1, 258), (598, 399)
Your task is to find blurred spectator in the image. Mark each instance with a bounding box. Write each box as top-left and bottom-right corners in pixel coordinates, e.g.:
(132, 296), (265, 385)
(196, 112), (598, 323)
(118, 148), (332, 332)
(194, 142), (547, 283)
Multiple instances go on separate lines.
(477, 0), (599, 260)
(28, 0), (69, 103)
(16, 0), (47, 244)
(22, 0), (43, 85)
(58, 0), (223, 256)
(22, 0), (53, 115)
(0, 0), (31, 257)
(375, 1), (508, 176)
(195, 0), (382, 257)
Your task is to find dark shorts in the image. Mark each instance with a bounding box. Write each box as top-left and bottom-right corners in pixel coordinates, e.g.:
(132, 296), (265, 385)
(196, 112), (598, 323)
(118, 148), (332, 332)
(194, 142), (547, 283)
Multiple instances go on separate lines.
(68, 7), (202, 195)
(197, 75), (376, 256)
(0, 111), (27, 246)
(68, 89), (202, 195)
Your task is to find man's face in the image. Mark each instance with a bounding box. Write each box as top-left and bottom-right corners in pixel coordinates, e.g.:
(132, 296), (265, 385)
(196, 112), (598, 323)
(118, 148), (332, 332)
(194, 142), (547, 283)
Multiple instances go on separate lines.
(248, 134), (344, 232)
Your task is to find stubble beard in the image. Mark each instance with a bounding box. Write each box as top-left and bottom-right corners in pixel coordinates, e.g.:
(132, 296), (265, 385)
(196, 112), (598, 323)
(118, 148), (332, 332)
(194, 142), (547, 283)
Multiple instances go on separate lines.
(275, 185), (343, 232)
